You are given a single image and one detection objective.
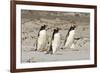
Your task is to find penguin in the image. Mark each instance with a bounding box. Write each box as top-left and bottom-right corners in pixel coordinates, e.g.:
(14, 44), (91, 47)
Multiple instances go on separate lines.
(47, 28), (61, 54)
(63, 25), (76, 49)
(36, 25), (48, 52)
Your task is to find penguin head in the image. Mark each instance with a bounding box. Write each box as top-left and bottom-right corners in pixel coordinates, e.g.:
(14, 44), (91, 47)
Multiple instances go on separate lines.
(56, 28), (59, 32)
(70, 25), (76, 30)
(40, 25), (47, 30)
(54, 28), (59, 33)
(43, 25), (47, 28)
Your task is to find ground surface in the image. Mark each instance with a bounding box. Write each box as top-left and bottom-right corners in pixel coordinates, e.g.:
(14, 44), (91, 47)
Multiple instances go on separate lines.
(21, 10), (90, 63)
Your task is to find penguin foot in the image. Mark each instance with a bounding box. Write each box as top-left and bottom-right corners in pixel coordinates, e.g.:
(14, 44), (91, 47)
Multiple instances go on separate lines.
(45, 51), (50, 54)
(34, 49), (37, 51)
(45, 51), (53, 55)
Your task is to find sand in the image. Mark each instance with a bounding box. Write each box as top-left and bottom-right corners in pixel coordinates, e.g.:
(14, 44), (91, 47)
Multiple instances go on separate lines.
(21, 10), (90, 63)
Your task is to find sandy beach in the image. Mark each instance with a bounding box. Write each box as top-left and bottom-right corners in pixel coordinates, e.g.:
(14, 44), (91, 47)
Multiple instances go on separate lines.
(21, 10), (90, 63)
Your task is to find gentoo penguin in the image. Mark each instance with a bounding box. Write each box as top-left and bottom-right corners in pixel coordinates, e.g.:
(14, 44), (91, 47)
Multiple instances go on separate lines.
(36, 25), (48, 52)
(47, 28), (61, 54)
(63, 25), (76, 49)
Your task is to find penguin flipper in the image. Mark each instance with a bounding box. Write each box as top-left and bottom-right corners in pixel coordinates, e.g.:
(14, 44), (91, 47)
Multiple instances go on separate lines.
(74, 37), (81, 40)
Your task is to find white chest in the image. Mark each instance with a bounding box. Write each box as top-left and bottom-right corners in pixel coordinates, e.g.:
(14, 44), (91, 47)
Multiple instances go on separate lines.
(68, 30), (75, 40)
(65, 30), (75, 47)
(39, 30), (46, 38)
(52, 33), (61, 53)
